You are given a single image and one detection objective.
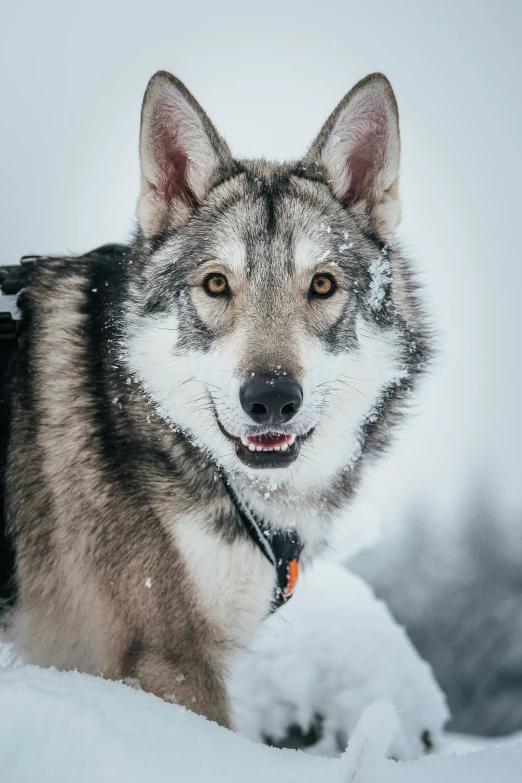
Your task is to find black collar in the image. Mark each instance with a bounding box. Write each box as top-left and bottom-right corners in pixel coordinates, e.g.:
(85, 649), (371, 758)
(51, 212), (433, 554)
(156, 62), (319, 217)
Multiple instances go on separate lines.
(219, 473), (303, 613)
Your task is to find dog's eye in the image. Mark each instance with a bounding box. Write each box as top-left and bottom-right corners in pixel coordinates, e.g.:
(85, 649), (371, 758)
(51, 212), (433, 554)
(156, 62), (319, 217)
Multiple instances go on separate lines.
(310, 273), (336, 298)
(203, 273), (229, 297)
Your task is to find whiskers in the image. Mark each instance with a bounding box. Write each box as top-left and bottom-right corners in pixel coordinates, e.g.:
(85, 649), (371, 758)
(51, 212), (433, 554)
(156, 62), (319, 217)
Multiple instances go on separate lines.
(358, 328), (397, 346)
(159, 377), (222, 406)
(314, 376), (368, 404)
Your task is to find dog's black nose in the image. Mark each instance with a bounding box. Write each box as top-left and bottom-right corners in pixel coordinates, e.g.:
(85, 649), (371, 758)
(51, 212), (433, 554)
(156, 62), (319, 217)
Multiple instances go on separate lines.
(240, 376), (303, 424)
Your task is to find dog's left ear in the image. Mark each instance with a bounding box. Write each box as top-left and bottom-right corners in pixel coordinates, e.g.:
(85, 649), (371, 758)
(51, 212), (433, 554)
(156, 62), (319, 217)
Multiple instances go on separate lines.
(138, 71), (234, 237)
(303, 73), (401, 239)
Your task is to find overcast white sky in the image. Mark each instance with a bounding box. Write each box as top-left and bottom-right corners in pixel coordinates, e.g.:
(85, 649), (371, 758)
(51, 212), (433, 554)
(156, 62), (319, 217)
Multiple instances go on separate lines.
(1, 0), (520, 534)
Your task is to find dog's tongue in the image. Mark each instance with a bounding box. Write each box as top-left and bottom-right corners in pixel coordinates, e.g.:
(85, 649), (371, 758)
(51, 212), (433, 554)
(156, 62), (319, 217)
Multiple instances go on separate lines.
(246, 433), (292, 449)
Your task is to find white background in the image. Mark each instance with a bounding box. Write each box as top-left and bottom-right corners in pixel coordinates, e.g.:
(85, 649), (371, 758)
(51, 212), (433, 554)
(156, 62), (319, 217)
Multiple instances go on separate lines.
(1, 0), (520, 534)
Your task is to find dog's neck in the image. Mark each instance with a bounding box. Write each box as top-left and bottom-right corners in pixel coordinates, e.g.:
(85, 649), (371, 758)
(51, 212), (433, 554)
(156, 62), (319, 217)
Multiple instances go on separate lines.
(221, 462), (338, 559)
(131, 384), (346, 560)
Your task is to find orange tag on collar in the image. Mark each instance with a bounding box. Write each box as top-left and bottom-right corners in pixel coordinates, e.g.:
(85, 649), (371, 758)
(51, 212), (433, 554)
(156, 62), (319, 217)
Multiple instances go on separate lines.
(283, 558), (299, 598)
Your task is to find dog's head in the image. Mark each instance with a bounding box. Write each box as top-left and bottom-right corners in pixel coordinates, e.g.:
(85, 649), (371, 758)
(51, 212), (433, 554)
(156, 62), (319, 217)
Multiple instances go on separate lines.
(124, 71), (428, 490)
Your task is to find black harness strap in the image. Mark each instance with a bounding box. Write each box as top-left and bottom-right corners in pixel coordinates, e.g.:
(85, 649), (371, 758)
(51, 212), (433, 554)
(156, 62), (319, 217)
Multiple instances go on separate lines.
(220, 474), (303, 613)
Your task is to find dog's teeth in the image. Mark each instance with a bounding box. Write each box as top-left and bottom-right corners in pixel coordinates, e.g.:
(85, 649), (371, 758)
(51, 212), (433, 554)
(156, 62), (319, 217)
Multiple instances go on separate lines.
(281, 443), (289, 452)
(240, 436), (249, 447)
(288, 434), (296, 446)
(248, 444), (256, 452)
(274, 446), (281, 452)
(255, 446), (263, 452)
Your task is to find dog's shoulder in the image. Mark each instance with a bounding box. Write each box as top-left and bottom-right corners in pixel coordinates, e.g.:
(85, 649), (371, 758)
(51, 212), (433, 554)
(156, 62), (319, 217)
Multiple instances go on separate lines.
(18, 244), (129, 327)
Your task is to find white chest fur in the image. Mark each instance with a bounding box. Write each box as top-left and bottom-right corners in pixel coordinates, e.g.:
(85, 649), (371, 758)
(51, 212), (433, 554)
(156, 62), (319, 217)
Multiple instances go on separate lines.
(173, 512), (275, 649)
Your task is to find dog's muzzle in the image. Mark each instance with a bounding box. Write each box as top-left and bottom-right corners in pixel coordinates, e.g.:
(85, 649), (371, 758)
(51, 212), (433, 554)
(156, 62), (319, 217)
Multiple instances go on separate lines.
(214, 374), (314, 469)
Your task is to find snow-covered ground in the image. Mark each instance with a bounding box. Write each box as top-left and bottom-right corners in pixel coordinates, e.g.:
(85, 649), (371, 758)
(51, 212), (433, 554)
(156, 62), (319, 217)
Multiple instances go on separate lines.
(2, 663), (521, 783)
(230, 562), (448, 761)
(1, 561), (521, 782)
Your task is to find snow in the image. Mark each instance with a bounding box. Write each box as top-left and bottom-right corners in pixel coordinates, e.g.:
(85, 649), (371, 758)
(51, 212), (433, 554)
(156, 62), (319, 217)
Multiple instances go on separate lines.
(367, 247), (392, 311)
(0, 664), (335, 783)
(0, 562), (521, 781)
(1, 652), (522, 782)
(230, 563), (448, 760)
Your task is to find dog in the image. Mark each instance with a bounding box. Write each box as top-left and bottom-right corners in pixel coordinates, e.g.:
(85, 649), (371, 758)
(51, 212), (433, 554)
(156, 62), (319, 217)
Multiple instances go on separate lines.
(2, 70), (430, 729)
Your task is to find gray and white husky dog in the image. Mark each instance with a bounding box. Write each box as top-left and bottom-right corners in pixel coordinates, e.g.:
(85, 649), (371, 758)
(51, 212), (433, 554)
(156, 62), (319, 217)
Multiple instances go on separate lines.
(4, 71), (430, 728)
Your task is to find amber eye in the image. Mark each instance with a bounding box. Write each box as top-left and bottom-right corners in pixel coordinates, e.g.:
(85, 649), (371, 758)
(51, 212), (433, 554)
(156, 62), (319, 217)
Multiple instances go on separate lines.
(310, 273), (336, 298)
(203, 273), (229, 297)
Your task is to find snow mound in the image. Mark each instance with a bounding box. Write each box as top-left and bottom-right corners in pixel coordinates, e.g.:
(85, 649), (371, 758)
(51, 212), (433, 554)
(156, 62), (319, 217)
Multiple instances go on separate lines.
(0, 664), (334, 783)
(1, 662), (522, 782)
(230, 562), (449, 760)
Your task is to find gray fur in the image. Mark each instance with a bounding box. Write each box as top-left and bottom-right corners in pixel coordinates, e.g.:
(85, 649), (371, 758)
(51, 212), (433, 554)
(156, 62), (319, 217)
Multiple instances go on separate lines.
(4, 71), (430, 729)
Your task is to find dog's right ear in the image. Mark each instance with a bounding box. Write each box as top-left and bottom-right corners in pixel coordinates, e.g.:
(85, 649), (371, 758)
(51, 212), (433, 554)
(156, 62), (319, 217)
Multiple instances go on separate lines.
(303, 73), (401, 239)
(138, 71), (233, 237)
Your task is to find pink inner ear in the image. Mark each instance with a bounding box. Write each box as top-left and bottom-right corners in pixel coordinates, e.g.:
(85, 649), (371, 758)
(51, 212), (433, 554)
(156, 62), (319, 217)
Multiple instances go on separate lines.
(341, 95), (389, 208)
(150, 101), (197, 207)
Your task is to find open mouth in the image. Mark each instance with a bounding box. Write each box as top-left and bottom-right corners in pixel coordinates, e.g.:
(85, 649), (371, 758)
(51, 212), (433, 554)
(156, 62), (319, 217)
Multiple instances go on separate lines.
(216, 419), (314, 469)
(239, 433), (296, 453)
(212, 399), (314, 469)
(236, 432), (300, 468)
